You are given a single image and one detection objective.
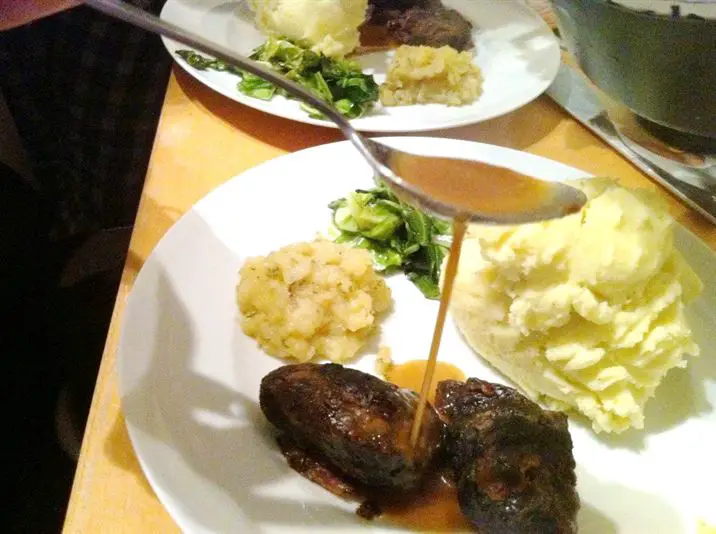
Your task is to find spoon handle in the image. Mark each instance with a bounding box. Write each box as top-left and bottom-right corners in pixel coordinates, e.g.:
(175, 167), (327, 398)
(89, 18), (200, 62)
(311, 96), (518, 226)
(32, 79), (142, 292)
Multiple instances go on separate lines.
(82, 0), (358, 138)
(82, 0), (384, 180)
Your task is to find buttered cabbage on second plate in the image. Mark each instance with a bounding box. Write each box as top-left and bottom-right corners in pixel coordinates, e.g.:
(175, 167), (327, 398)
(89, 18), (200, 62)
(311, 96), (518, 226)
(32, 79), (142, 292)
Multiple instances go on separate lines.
(159, 0), (560, 131)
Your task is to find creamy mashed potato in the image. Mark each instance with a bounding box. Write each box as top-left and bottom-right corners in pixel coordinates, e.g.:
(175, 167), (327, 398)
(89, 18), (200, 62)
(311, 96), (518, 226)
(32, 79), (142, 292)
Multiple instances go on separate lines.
(237, 240), (391, 363)
(449, 179), (702, 433)
(380, 45), (483, 106)
(249, 0), (368, 57)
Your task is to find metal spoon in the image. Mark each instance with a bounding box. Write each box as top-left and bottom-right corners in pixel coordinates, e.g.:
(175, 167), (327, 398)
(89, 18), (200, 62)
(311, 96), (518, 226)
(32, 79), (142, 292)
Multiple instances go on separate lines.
(83, 0), (586, 224)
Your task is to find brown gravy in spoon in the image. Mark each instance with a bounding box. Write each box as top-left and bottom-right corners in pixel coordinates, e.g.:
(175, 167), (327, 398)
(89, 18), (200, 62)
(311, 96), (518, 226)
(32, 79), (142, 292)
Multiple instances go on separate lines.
(390, 152), (555, 216)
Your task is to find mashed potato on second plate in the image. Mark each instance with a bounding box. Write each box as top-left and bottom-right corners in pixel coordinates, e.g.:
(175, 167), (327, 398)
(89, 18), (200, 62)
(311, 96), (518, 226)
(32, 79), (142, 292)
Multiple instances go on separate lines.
(249, 0), (368, 58)
(237, 240), (391, 363)
(450, 179), (702, 433)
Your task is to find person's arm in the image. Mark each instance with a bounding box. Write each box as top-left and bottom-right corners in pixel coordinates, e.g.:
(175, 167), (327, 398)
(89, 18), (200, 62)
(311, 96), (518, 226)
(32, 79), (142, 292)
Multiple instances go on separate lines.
(0, 0), (79, 30)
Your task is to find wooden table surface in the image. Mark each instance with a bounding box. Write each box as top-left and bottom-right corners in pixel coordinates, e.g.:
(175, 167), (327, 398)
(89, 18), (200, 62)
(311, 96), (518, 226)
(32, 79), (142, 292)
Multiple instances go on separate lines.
(62, 65), (715, 533)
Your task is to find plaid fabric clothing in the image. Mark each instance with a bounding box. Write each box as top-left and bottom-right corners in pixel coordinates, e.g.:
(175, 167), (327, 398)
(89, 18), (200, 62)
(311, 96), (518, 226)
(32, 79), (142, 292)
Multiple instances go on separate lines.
(0, 0), (172, 238)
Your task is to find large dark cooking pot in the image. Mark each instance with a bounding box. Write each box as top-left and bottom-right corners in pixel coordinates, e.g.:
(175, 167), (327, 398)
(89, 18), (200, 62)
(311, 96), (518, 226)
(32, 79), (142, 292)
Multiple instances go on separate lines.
(549, 0), (716, 140)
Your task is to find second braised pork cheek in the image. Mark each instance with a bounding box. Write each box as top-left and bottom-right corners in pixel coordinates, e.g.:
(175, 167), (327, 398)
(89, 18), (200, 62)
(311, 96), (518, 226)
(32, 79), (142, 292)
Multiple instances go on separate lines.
(434, 378), (579, 534)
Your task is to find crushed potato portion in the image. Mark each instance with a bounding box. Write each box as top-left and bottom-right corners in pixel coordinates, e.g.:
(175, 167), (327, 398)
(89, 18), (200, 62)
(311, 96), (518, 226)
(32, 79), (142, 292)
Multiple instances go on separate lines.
(237, 240), (391, 362)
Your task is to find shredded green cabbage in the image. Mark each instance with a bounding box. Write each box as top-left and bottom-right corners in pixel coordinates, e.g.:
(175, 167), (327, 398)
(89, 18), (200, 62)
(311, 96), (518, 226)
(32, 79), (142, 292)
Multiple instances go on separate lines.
(176, 37), (379, 119)
(329, 184), (451, 299)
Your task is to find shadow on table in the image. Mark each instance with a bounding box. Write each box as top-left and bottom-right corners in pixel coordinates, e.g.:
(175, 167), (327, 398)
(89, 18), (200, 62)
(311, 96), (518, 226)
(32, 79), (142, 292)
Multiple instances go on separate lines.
(174, 67), (342, 153)
(174, 67), (563, 152)
(560, 120), (605, 152)
(426, 98), (563, 149)
(113, 214), (363, 532)
(105, 413), (157, 498)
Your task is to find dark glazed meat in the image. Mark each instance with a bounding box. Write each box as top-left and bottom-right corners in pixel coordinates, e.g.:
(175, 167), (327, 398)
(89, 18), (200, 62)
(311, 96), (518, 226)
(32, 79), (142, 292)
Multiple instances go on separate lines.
(260, 363), (443, 493)
(366, 0), (474, 50)
(369, 0), (438, 9)
(366, 0), (440, 24)
(276, 435), (362, 499)
(386, 6), (474, 51)
(435, 379), (579, 534)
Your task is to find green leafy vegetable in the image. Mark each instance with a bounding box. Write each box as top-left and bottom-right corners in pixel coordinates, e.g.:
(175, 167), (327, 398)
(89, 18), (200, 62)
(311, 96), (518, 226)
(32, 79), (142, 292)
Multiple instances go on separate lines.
(175, 50), (243, 75)
(238, 72), (276, 100)
(176, 37), (379, 119)
(329, 184), (452, 299)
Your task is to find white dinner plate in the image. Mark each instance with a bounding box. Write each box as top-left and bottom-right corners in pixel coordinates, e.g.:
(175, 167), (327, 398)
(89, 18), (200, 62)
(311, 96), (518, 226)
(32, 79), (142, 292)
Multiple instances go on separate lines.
(159, 0), (561, 132)
(118, 137), (716, 533)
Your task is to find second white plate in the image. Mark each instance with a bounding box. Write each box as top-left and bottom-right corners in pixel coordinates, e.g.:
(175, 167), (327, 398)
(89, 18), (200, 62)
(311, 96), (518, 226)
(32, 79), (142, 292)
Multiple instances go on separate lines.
(160, 0), (561, 132)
